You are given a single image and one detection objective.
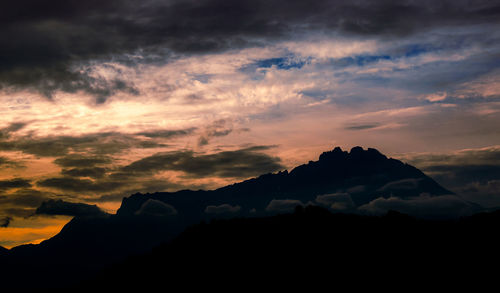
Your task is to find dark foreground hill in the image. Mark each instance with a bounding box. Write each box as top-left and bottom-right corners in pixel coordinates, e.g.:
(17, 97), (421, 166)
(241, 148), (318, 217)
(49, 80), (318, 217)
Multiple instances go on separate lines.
(74, 206), (499, 291)
(0, 146), (484, 291)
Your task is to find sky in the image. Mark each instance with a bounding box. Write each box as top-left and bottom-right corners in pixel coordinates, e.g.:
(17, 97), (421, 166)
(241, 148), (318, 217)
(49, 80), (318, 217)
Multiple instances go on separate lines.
(1, 0), (500, 247)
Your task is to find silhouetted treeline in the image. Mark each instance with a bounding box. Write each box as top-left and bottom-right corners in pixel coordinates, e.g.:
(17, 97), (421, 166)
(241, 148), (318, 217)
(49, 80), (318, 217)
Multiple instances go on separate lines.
(69, 206), (500, 292)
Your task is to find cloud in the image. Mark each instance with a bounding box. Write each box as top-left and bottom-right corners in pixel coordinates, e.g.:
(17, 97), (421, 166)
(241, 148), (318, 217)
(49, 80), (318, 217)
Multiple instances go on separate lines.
(424, 92), (448, 102)
(0, 216), (12, 228)
(2, 0), (500, 97)
(93, 179), (188, 203)
(205, 204), (241, 214)
(0, 179), (32, 190)
(0, 132), (166, 157)
(315, 193), (355, 210)
(0, 122), (28, 139)
(37, 177), (124, 193)
(198, 119), (234, 146)
(456, 70), (500, 98)
(35, 152), (190, 196)
(121, 146), (284, 178)
(0, 156), (22, 169)
(426, 165), (500, 188)
(402, 146), (500, 168)
(136, 128), (197, 139)
(54, 154), (114, 168)
(462, 180), (500, 195)
(358, 194), (478, 218)
(135, 199), (178, 217)
(378, 178), (423, 192)
(61, 167), (108, 179)
(35, 199), (106, 217)
(265, 199), (304, 213)
(346, 185), (366, 194)
(399, 146), (500, 207)
(344, 123), (381, 131)
(0, 189), (51, 209)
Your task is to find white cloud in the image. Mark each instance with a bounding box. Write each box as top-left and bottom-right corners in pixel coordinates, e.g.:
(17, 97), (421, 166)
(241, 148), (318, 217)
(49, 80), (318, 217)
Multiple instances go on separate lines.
(358, 194), (478, 218)
(135, 199), (178, 216)
(378, 178), (423, 192)
(424, 92), (448, 102)
(204, 204), (241, 214)
(265, 199), (304, 213)
(284, 38), (379, 60)
(315, 193), (355, 210)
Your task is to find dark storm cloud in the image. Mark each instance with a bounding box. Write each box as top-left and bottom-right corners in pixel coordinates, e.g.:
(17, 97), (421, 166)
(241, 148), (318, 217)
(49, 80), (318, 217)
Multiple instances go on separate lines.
(121, 146), (284, 178)
(61, 167), (108, 179)
(0, 122), (28, 139)
(2, 189), (51, 208)
(0, 179), (31, 190)
(0, 157), (10, 166)
(2, 0), (500, 97)
(0, 188), (53, 218)
(198, 119), (234, 146)
(0, 132), (166, 157)
(135, 128), (197, 139)
(35, 149), (193, 195)
(405, 147), (500, 186)
(32, 174), (181, 201)
(54, 154), (114, 168)
(0, 216), (12, 227)
(37, 177), (124, 193)
(425, 165), (500, 187)
(94, 179), (190, 203)
(344, 123), (381, 130)
(402, 147), (500, 207)
(0, 156), (22, 169)
(406, 147), (500, 167)
(35, 199), (106, 217)
(0, 208), (35, 218)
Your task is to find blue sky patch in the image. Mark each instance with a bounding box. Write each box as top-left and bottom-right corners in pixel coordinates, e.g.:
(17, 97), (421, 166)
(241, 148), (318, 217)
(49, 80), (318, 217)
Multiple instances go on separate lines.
(240, 55), (310, 74)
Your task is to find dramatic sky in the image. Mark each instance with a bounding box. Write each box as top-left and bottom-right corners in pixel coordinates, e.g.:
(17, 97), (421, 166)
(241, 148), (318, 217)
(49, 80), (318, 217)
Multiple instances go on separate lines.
(1, 0), (500, 247)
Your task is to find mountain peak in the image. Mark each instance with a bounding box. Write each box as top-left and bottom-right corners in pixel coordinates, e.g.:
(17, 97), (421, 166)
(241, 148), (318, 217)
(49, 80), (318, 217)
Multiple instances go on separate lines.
(318, 146), (348, 161)
(318, 146), (387, 163)
(349, 146), (387, 159)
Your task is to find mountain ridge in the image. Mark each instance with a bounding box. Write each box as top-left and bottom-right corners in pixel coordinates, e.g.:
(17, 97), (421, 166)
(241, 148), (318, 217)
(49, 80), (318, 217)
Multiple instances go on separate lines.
(117, 146), (453, 218)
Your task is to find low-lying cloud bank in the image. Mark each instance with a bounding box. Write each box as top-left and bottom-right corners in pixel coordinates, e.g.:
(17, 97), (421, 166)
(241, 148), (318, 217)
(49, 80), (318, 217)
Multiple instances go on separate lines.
(135, 199), (178, 217)
(263, 193), (479, 219)
(35, 199), (107, 217)
(358, 194), (479, 219)
(399, 146), (500, 208)
(205, 204), (241, 215)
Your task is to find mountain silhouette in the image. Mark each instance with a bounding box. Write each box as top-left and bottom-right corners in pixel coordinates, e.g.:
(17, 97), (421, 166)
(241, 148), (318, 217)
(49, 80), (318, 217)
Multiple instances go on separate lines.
(0, 146), (480, 290)
(118, 146), (454, 220)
